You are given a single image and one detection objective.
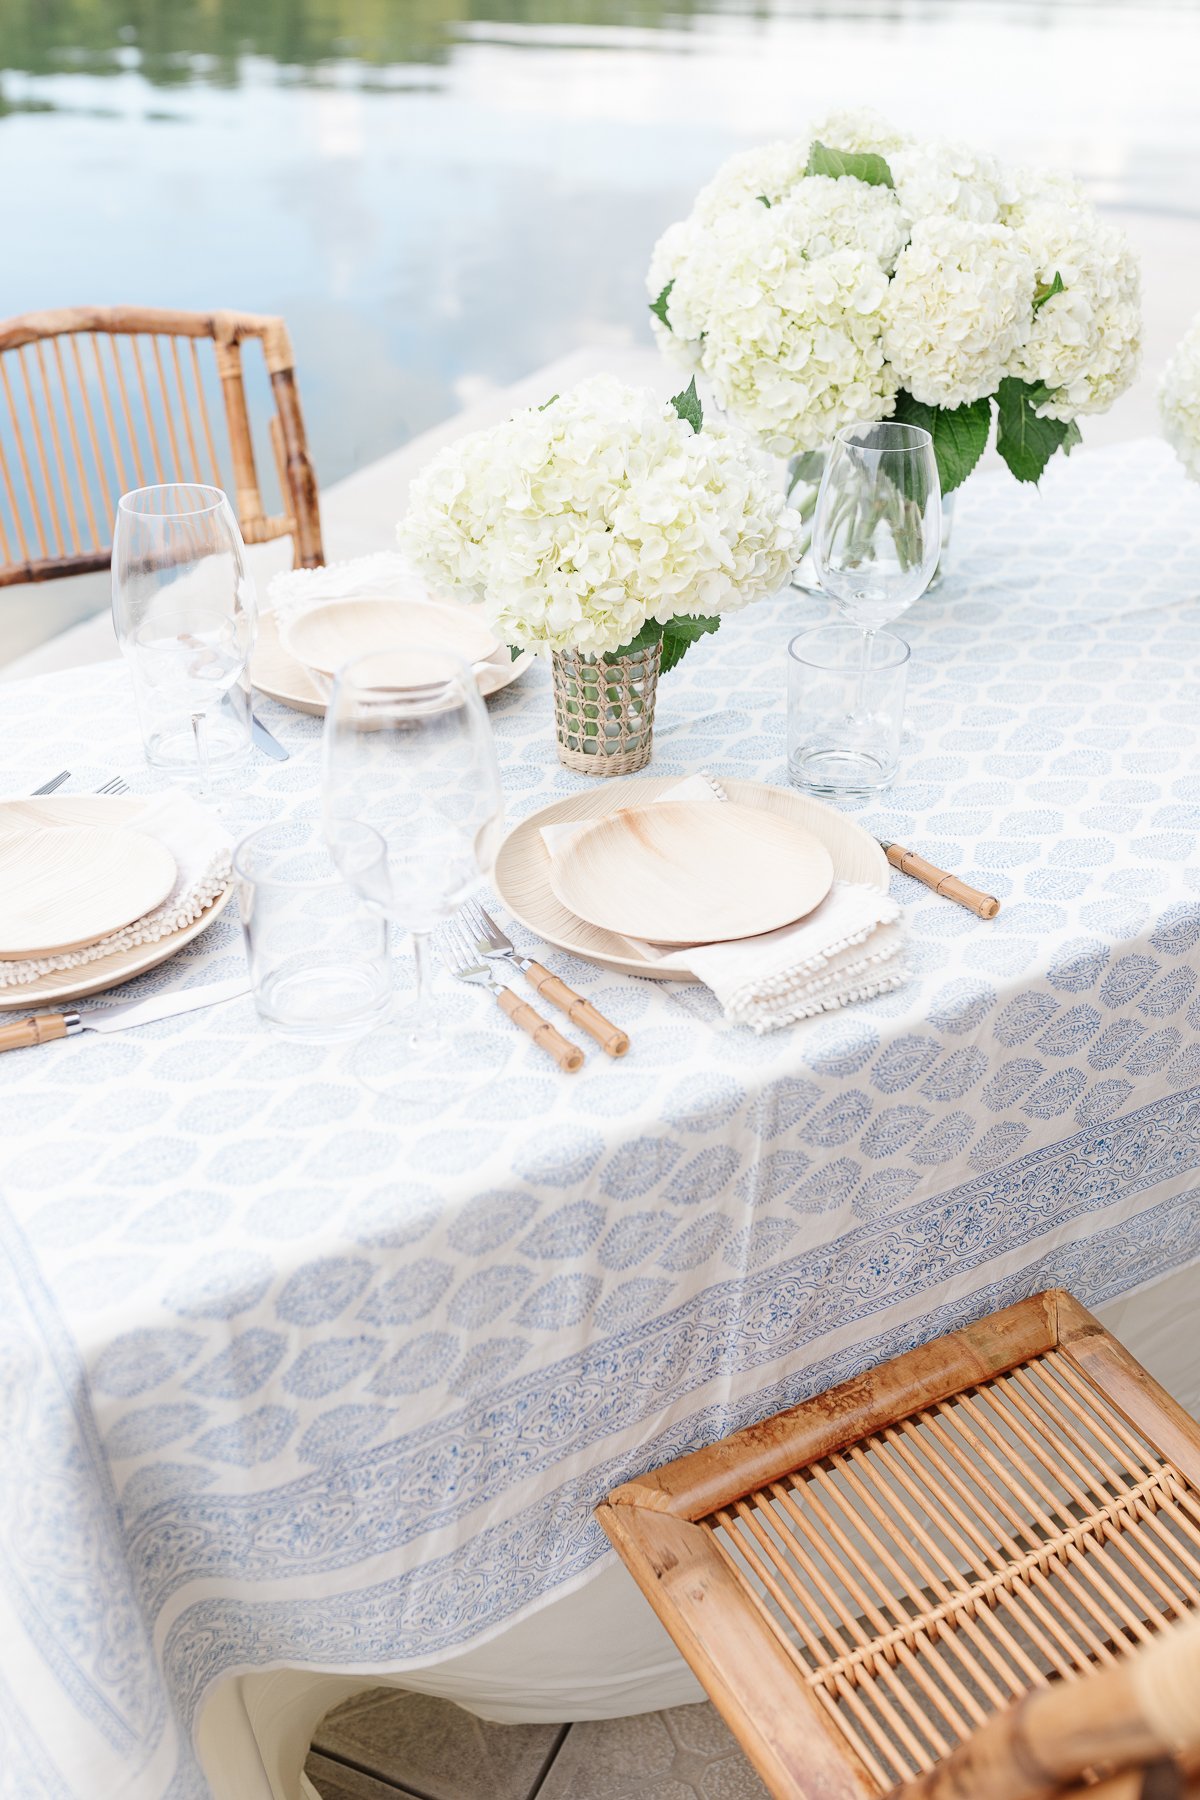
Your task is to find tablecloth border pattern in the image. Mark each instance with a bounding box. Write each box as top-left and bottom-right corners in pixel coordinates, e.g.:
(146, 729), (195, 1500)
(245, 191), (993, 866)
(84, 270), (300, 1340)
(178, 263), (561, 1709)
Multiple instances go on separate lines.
(121, 1074), (1200, 1617)
(161, 1181), (1200, 1724)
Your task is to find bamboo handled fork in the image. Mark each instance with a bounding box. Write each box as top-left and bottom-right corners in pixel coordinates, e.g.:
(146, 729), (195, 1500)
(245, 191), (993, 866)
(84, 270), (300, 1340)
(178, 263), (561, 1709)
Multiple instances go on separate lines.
(440, 919), (584, 1072)
(460, 899), (629, 1057)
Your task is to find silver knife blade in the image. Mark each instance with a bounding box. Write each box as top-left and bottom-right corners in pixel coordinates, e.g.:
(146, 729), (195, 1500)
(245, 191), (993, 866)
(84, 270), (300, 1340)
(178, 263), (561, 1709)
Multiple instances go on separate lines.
(251, 713), (289, 761)
(75, 976), (250, 1033)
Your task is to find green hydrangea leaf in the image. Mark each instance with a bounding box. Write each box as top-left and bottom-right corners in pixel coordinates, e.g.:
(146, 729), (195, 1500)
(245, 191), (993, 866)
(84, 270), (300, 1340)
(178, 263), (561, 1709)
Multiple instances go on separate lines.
(805, 141), (894, 189)
(508, 643), (523, 662)
(995, 376), (1080, 483)
(892, 391), (991, 496)
(670, 377), (703, 434)
(1033, 271), (1065, 311)
(756, 194), (772, 208)
(649, 280), (674, 329)
(659, 613), (721, 674)
(605, 618), (662, 662)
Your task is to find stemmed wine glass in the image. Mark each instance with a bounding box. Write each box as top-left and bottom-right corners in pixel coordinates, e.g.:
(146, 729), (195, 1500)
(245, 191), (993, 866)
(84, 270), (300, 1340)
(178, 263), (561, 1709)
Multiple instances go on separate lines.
(321, 646), (504, 1072)
(813, 420), (940, 675)
(112, 483), (256, 794)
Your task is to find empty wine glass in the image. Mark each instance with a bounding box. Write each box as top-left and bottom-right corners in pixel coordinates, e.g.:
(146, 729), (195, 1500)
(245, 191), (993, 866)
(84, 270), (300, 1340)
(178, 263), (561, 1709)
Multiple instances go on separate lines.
(321, 646), (505, 1073)
(811, 421), (940, 789)
(112, 483), (256, 792)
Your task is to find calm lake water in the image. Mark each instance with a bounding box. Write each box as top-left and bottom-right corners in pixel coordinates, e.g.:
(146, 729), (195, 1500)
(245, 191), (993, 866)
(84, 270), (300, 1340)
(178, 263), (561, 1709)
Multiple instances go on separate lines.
(1, 1), (1199, 491)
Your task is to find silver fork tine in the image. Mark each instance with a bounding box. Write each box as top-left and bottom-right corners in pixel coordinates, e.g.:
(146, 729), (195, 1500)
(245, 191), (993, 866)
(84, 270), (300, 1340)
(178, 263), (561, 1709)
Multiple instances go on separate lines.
(460, 898), (491, 944)
(464, 898), (505, 949)
(94, 777), (129, 796)
(439, 920), (474, 976)
(30, 770), (70, 796)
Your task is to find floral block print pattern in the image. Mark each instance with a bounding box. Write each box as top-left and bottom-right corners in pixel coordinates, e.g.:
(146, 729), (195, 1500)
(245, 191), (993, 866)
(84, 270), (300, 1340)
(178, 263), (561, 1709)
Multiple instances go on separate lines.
(1, 437), (1199, 1798)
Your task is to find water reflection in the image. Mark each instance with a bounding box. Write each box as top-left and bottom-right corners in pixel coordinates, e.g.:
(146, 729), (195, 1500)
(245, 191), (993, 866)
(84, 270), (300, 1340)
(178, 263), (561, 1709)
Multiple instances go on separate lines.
(4, 1), (750, 81)
(0, 1), (1197, 494)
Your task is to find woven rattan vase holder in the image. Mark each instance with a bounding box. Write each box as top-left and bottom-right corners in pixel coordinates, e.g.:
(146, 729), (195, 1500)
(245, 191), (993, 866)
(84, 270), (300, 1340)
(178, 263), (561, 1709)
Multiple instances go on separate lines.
(551, 641), (661, 776)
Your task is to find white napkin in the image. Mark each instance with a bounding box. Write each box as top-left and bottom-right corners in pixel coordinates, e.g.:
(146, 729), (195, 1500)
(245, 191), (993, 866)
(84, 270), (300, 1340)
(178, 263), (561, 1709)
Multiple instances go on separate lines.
(541, 774), (907, 1033)
(1, 789), (232, 988)
(267, 551), (418, 623)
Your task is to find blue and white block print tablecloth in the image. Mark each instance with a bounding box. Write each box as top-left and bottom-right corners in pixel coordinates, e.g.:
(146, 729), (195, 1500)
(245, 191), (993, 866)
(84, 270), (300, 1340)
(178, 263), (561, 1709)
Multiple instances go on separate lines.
(1, 438), (1199, 1799)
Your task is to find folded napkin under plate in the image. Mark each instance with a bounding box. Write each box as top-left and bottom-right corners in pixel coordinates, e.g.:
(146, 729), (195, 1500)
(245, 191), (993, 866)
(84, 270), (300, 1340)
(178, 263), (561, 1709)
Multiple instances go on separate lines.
(541, 774), (907, 1033)
(0, 789), (232, 989)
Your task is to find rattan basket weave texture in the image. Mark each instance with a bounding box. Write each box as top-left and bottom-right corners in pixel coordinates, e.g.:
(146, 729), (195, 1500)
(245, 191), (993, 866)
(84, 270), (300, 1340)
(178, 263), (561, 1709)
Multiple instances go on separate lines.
(551, 640), (660, 776)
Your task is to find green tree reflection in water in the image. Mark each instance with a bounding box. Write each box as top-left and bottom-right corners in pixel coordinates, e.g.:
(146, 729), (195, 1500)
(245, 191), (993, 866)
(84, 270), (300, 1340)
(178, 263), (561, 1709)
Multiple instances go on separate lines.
(0, 0), (749, 84)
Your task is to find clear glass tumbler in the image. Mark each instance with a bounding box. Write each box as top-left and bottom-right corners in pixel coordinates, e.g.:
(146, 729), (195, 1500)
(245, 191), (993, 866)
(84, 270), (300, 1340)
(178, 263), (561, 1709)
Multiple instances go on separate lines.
(234, 819), (393, 1041)
(788, 624), (910, 797)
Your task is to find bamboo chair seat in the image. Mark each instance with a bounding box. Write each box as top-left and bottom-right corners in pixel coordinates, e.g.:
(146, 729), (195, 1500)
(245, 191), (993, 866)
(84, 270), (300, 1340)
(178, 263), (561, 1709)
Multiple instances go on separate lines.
(0, 305), (323, 587)
(598, 1291), (1200, 1800)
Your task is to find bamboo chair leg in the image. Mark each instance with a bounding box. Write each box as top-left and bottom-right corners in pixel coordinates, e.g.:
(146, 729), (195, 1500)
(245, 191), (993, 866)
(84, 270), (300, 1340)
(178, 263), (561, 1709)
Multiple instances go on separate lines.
(270, 365), (323, 566)
(214, 326), (264, 529)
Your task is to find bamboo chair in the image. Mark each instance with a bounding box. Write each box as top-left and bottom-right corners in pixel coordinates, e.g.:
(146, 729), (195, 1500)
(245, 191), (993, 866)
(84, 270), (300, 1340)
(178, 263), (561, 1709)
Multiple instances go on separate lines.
(0, 306), (323, 588)
(598, 1290), (1200, 1800)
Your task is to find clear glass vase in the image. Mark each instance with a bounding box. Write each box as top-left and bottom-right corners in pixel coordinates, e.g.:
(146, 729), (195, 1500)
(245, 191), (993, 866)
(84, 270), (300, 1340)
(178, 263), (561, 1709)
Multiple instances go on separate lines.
(788, 451), (957, 596)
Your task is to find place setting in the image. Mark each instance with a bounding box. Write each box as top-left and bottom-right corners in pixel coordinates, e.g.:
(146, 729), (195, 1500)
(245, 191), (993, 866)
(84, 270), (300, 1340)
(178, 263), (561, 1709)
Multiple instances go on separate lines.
(0, 782), (239, 1035)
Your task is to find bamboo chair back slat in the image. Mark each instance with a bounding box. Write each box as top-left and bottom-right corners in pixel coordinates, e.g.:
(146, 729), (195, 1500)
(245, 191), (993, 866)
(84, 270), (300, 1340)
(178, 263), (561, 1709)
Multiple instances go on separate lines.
(0, 306), (323, 588)
(598, 1292), (1200, 1800)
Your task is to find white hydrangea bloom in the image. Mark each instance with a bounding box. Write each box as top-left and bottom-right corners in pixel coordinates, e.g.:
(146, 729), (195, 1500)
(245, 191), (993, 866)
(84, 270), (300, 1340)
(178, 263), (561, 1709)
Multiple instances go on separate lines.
(883, 218), (1034, 408)
(398, 375), (801, 657)
(1009, 200), (1140, 418)
(648, 188), (900, 455)
(689, 141), (814, 222)
(649, 119), (1142, 459)
(889, 139), (1007, 225)
(806, 108), (913, 157)
(1158, 309), (1200, 482)
(781, 174), (908, 271)
(1000, 163), (1088, 227)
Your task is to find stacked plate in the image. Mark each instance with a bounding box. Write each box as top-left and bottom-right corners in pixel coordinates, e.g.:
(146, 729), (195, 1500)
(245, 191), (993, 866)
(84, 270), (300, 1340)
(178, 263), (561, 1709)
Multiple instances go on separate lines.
(493, 777), (890, 982)
(0, 797), (234, 1009)
(256, 598), (532, 715)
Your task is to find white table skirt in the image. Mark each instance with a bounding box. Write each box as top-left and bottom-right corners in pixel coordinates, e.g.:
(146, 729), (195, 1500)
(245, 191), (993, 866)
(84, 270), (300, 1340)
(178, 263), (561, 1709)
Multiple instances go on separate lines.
(2, 438), (1200, 1800)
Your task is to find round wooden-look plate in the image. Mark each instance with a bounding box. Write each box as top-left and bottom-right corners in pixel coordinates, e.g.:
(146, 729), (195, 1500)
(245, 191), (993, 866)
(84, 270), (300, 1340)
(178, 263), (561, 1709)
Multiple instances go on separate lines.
(494, 777), (889, 982)
(283, 597), (498, 678)
(251, 611), (533, 715)
(0, 809), (178, 959)
(549, 802), (834, 946)
(0, 797), (233, 1008)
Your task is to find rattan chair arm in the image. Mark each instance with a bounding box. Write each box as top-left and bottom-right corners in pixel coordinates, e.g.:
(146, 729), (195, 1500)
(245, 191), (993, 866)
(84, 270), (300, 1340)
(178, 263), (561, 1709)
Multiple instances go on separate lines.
(607, 1292), (1060, 1520)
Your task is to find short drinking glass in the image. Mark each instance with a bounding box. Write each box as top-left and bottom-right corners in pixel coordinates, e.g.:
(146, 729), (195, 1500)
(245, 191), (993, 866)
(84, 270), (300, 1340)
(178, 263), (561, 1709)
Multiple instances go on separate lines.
(112, 483), (256, 791)
(788, 624), (910, 795)
(234, 820), (393, 1041)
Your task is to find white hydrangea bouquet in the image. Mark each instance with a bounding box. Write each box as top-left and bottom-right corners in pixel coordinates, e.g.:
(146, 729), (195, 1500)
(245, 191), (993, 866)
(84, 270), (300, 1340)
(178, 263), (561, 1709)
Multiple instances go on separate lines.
(648, 109), (1141, 505)
(399, 373), (800, 773)
(1159, 310), (1200, 482)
